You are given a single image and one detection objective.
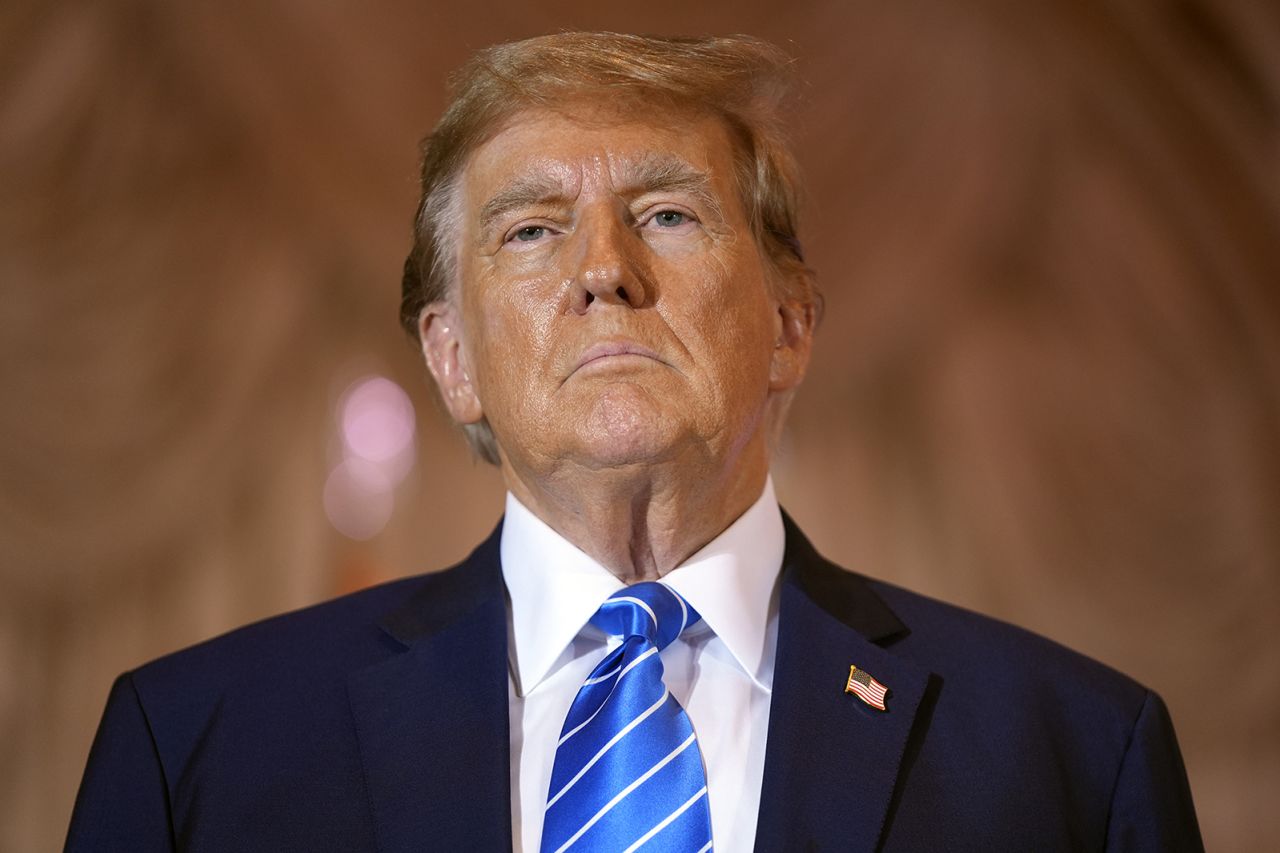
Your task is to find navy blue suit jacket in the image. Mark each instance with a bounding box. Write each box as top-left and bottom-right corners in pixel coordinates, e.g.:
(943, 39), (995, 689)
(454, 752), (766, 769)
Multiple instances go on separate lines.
(67, 517), (1202, 851)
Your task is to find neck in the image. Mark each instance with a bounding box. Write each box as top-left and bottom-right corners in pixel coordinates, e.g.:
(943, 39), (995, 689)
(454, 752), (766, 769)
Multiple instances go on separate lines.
(502, 454), (769, 583)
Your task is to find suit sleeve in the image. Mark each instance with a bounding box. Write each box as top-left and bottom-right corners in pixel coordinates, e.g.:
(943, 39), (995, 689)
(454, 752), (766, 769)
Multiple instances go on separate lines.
(1104, 689), (1204, 853)
(65, 672), (176, 852)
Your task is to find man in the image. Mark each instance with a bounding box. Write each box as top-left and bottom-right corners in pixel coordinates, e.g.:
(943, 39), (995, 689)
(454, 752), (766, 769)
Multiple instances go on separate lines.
(67, 33), (1202, 851)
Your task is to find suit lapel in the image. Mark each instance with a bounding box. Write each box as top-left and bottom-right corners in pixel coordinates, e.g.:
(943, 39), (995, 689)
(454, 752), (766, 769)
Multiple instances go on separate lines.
(755, 517), (934, 853)
(347, 527), (513, 852)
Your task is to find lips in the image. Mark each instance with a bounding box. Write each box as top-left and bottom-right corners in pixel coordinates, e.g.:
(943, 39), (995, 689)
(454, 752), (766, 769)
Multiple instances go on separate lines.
(570, 340), (667, 377)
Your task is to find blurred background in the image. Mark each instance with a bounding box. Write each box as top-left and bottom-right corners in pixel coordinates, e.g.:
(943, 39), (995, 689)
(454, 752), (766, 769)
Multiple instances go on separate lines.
(2, 1), (1277, 850)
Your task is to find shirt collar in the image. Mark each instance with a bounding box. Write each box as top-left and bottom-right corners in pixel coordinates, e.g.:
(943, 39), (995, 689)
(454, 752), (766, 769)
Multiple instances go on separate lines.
(500, 478), (784, 697)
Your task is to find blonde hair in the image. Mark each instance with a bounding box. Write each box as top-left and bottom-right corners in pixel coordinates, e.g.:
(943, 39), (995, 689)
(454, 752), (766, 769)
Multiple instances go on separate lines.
(399, 32), (819, 463)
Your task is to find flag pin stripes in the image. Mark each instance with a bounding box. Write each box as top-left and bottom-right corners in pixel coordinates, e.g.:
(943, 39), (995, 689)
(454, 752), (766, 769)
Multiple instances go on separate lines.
(845, 665), (889, 711)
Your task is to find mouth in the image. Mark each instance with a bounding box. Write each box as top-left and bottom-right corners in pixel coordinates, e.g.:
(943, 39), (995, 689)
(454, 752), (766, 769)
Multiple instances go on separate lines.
(568, 340), (667, 379)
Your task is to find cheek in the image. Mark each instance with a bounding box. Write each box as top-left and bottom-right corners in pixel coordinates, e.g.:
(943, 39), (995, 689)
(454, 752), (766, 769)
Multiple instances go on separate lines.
(465, 271), (560, 389)
(685, 264), (776, 357)
(721, 319), (777, 393)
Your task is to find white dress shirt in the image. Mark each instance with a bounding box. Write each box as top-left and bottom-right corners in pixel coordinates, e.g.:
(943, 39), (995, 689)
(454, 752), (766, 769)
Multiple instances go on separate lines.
(501, 478), (784, 853)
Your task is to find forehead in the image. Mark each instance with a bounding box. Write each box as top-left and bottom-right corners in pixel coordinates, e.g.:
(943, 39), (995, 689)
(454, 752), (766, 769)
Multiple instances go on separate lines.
(459, 100), (742, 206)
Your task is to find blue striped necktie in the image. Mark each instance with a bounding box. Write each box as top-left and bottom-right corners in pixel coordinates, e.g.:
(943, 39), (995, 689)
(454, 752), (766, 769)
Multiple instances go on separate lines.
(540, 582), (714, 853)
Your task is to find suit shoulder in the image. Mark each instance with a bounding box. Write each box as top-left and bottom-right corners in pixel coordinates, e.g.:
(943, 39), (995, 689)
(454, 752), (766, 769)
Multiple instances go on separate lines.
(129, 557), (483, 700)
(866, 575), (1152, 716)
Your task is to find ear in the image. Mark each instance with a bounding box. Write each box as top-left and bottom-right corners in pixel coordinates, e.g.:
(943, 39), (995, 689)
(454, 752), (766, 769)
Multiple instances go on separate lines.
(419, 301), (484, 424)
(769, 295), (815, 393)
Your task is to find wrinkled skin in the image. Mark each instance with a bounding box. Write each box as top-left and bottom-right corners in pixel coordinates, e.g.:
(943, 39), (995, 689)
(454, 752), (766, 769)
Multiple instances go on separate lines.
(420, 100), (813, 581)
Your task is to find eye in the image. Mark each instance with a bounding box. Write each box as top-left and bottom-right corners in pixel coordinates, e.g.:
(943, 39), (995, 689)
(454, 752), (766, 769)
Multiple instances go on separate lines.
(651, 210), (687, 228)
(640, 207), (699, 233)
(511, 225), (546, 243)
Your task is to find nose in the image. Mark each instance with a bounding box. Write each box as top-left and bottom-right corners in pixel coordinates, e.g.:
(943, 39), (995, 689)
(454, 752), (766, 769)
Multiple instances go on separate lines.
(567, 212), (648, 314)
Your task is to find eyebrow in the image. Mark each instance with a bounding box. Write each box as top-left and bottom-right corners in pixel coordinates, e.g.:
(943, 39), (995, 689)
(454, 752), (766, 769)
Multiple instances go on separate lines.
(615, 153), (723, 220)
(477, 174), (575, 238)
(475, 153), (724, 238)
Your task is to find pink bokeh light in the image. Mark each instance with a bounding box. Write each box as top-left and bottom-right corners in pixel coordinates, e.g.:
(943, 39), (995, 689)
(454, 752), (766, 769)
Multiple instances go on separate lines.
(325, 375), (418, 540)
(341, 376), (416, 465)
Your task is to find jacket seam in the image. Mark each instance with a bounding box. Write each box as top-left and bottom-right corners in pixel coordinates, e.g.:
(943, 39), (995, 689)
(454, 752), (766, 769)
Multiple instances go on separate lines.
(124, 671), (180, 851)
(1099, 687), (1152, 850)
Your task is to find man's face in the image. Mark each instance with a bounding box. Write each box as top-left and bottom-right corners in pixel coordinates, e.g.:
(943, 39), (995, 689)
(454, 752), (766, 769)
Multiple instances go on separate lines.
(422, 100), (809, 483)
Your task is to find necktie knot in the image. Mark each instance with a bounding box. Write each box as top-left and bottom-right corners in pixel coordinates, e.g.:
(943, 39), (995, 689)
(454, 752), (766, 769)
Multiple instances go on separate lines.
(589, 582), (701, 652)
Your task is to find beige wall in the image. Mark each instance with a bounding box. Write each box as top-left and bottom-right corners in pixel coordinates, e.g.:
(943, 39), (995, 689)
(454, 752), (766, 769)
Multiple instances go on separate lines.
(2, 1), (1277, 850)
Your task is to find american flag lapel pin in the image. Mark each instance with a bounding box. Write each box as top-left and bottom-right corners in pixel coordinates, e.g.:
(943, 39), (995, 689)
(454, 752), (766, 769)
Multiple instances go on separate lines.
(845, 664), (889, 711)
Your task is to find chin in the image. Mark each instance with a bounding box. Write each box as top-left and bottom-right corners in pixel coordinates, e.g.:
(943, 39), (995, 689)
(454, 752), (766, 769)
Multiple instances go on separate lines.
(571, 390), (685, 469)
